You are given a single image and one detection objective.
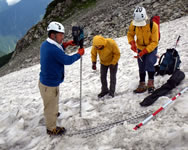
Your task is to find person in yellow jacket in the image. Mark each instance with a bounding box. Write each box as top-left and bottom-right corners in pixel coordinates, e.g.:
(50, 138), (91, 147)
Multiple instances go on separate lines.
(127, 6), (159, 93)
(91, 35), (120, 98)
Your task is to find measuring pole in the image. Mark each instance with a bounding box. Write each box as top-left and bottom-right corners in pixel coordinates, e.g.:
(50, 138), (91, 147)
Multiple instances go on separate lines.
(79, 38), (84, 117)
(133, 87), (188, 130)
(80, 56), (82, 117)
(72, 25), (84, 117)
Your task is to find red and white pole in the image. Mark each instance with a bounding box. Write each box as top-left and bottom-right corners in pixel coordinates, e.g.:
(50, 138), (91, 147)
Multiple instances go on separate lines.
(134, 87), (188, 130)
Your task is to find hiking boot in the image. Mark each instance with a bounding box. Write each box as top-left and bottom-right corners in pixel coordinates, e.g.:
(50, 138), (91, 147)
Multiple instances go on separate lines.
(57, 112), (60, 117)
(133, 82), (147, 93)
(47, 126), (66, 136)
(147, 79), (155, 94)
(98, 91), (109, 98)
(109, 92), (114, 98)
(148, 87), (155, 93)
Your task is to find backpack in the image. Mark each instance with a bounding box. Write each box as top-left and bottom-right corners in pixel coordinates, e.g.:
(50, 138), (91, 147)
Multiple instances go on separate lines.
(151, 16), (160, 40)
(72, 26), (84, 48)
(155, 48), (181, 76)
(134, 16), (160, 41)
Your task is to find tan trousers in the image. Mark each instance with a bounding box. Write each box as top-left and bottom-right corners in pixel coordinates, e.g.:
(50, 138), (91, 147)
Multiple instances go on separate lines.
(38, 81), (59, 131)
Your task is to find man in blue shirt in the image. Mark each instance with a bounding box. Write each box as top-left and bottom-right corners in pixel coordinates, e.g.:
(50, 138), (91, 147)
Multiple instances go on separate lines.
(39, 21), (84, 136)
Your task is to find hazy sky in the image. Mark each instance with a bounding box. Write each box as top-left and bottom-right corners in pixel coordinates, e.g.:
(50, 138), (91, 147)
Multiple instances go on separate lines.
(6, 0), (21, 6)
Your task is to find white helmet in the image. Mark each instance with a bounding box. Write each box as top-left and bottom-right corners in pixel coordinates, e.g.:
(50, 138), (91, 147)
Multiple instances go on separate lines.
(133, 7), (148, 26)
(47, 21), (65, 33)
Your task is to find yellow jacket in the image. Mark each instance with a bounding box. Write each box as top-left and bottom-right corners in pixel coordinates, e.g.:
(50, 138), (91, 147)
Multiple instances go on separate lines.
(127, 21), (159, 53)
(91, 35), (120, 66)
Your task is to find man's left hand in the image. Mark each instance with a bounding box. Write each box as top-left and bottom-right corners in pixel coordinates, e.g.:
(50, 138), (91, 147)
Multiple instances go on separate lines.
(63, 40), (76, 48)
(67, 40), (76, 46)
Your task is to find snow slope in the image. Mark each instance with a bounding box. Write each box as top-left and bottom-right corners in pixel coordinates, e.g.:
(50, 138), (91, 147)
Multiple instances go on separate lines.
(0, 16), (188, 150)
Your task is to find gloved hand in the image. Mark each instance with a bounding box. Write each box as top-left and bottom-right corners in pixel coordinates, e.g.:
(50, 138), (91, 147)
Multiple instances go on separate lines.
(92, 62), (96, 70)
(63, 40), (76, 48)
(130, 40), (137, 53)
(134, 48), (148, 58)
(77, 48), (84, 56)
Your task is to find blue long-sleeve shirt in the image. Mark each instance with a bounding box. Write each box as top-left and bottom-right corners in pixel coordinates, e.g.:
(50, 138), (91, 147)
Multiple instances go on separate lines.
(39, 40), (80, 86)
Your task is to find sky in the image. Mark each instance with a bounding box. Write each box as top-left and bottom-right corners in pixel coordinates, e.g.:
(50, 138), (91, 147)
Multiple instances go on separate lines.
(0, 15), (188, 150)
(6, 0), (21, 6)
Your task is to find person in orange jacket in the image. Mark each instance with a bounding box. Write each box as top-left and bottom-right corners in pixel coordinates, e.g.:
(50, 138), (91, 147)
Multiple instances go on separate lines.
(91, 35), (120, 98)
(127, 7), (159, 93)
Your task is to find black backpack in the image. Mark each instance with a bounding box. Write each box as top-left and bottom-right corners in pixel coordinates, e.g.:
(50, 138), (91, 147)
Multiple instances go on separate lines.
(155, 48), (181, 75)
(72, 26), (84, 48)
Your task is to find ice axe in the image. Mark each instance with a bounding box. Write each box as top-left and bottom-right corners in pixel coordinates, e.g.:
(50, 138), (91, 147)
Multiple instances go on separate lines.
(134, 49), (143, 62)
(175, 35), (181, 48)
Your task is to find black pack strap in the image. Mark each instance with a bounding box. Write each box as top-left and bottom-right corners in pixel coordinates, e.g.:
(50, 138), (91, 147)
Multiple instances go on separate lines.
(158, 53), (165, 66)
(150, 17), (153, 32)
(134, 26), (136, 32)
(173, 57), (178, 73)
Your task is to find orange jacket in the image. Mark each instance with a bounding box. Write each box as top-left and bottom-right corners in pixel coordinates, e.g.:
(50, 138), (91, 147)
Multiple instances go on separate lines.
(127, 21), (159, 53)
(91, 35), (120, 66)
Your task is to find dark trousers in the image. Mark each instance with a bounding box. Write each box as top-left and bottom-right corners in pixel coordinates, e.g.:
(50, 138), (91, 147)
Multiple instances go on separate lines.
(100, 63), (118, 94)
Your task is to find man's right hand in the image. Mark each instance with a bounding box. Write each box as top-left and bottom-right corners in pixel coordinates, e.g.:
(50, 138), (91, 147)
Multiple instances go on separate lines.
(92, 62), (96, 70)
(130, 40), (137, 53)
